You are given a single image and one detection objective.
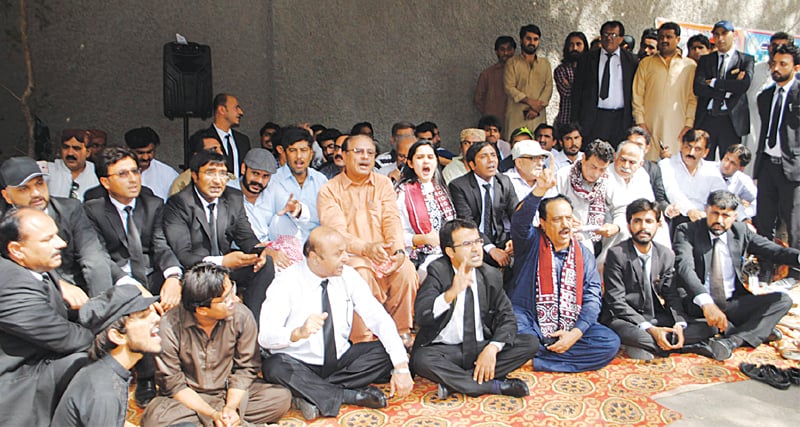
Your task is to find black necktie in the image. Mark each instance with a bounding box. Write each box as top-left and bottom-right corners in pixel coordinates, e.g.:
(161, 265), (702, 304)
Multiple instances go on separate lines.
(768, 87), (784, 149)
(712, 54), (727, 115)
(462, 287), (478, 369)
(482, 183), (495, 242)
(599, 52), (613, 100)
(639, 254), (655, 320)
(208, 203), (221, 256)
(224, 134), (234, 174)
(710, 238), (727, 309)
(124, 206), (147, 284)
(69, 181), (79, 199)
(320, 279), (338, 378)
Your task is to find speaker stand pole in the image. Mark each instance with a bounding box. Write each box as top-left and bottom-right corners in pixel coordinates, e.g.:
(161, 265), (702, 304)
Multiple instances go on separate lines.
(182, 115), (190, 169)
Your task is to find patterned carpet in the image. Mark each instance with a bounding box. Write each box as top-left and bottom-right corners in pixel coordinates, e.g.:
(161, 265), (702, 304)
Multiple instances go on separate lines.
(126, 344), (798, 426)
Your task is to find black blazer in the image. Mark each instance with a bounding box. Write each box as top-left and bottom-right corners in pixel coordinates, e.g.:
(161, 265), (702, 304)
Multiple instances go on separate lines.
(449, 172), (518, 248)
(208, 125), (251, 174)
(642, 160), (668, 203)
(601, 239), (686, 325)
(753, 80), (800, 181)
(49, 197), (124, 296)
(572, 48), (638, 130)
(413, 256), (517, 351)
(84, 192), (180, 289)
(693, 50), (754, 137)
(673, 220), (800, 300)
(162, 184), (260, 268)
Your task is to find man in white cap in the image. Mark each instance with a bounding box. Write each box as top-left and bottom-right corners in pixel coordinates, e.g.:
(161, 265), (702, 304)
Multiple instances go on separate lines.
(503, 139), (554, 200)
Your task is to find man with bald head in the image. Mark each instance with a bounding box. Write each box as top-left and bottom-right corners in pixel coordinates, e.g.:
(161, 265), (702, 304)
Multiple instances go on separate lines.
(260, 226), (414, 421)
(317, 134), (419, 347)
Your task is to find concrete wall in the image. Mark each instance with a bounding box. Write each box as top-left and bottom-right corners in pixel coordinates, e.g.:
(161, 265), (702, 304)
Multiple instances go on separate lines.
(1, 0), (798, 164)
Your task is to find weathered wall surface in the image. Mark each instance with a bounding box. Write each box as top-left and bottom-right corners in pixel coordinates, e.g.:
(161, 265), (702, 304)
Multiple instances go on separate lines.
(1, 0), (798, 163)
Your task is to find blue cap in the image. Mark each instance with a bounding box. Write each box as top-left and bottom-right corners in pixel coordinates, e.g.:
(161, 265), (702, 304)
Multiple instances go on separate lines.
(713, 21), (734, 32)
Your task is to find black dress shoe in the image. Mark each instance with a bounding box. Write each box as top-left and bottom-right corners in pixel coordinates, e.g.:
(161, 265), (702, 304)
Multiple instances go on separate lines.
(784, 367), (800, 386)
(351, 386), (387, 409)
(765, 327), (783, 343)
(499, 378), (529, 397)
(134, 378), (157, 408)
(437, 383), (450, 400)
(680, 342), (719, 360)
(740, 363), (791, 390)
(708, 337), (735, 361)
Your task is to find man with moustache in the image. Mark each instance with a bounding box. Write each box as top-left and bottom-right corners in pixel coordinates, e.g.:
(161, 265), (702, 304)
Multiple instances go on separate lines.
(124, 126), (179, 201)
(0, 207), (153, 426)
(85, 129), (107, 163)
(259, 121), (281, 151)
(746, 32), (793, 151)
(510, 166), (620, 372)
(550, 122), (585, 172)
(319, 133), (348, 179)
(504, 24), (553, 139)
(673, 190), (795, 360)
(443, 128), (485, 185)
(318, 134), (418, 346)
(573, 21), (639, 147)
(625, 126), (668, 204)
(554, 32), (588, 127)
(209, 93), (250, 178)
(602, 199), (718, 360)
(633, 22), (698, 161)
(47, 129), (100, 201)
(315, 128), (342, 171)
(503, 140), (553, 201)
(476, 36), (517, 126)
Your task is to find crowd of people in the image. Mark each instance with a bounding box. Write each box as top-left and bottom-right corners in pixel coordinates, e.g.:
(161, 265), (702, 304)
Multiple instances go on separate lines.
(1, 18), (800, 427)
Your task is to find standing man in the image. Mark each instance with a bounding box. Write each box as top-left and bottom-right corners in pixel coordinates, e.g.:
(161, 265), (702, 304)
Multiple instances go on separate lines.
(504, 24), (553, 140)
(260, 227), (414, 421)
(633, 22), (698, 161)
(47, 129), (100, 201)
(637, 28), (658, 60)
(687, 34), (711, 63)
(554, 32), (588, 127)
(573, 21), (638, 147)
(693, 21), (754, 160)
(746, 32), (793, 152)
(124, 126), (179, 201)
(209, 93), (250, 178)
(475, 36), (517, 126)
(142, 263), (291, 426)
(411, 219), (536, 399)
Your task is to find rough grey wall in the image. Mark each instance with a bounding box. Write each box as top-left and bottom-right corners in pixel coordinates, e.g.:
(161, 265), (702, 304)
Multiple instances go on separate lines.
(1, 0), (798, 163)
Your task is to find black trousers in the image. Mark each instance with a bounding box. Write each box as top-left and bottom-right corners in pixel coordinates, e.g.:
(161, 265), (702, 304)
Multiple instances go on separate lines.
(698, 113), (741, 161)
(262, 341), (392, 417)
(754, 157), (800, 250)
(605, 312), (715, 356)
(230, 256), (274, 326)
(410, 334), (537, 397)
(589, 109), (627, 149)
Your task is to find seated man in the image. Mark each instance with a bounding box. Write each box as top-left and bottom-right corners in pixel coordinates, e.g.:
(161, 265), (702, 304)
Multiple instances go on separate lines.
(169, 128), (233, 197)
(673, 190), (794, 360)
(510, 167), (620, 372)
(718, 144), (757, 221)
(260, 226), (414, 421)
(318, 134), (418, 345)
(411, 218), (536, 399)
(124, 126), (179, 201)
(550, 122), (585, 172)
(442, 128), (485, 185)
(142, 263), (291, 426)
(625, 126), (668, 203)
(53, 293), (161, 426)
(0, 207), (152, 427)
(504, 139), (553, 201)
(46, 129), (100, 201)
(162, 151), (274, 323)
(602, 199), (716, 360)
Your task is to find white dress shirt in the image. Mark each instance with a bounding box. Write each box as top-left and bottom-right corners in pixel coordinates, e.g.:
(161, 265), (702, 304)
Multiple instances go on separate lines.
(141, 159), (179, 201)
(259, 261), (409, 367)
(722, 169), (757, 220)
(45, 159), (100, 201)
(597, 47), (625, 110)
(214, 125), (241, 177)
(659, 155), (726, 215)
(764, 76), (795, 158)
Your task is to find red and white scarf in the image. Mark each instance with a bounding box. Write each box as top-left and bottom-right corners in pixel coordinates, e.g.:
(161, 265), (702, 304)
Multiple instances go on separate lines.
(404, 181), (455, 235)
(568, 160), (608, 242)
(536, 233), (584, 337)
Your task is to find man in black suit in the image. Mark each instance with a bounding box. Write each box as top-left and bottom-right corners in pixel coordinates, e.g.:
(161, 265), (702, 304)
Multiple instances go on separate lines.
(693, 21), (754, 160)
(162, 151), (273, 323)
(210, 93), (250, 178)
(572, 20), (638, 147)
(603, 199), (719, 360)
(411, 218), (536, 399)
(673, 190), (794, 360)
(0, 207), (153, 426)
(1, 156), (132, 300)
(753, 43), (800, 254)
(449, 141), (518, 271)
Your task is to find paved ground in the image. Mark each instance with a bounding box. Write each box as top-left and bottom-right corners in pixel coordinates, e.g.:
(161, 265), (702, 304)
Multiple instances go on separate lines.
(655, 380), (800, 426)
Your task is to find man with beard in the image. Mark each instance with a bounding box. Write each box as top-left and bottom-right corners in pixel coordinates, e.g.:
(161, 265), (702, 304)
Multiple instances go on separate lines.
(269, 127), (329, 244)
(124, 126), (179, 201)
(476, 36), (516, 126)
(554, 32), (587, 127)
(602, 199), (717, 360)
(209, 93), (250, 178)
(53, 293), (161, 426)
(659, 129), (727, 232)
(315, 128), (342, 171)
(503, 140), (553, 201)
(746, 32), (794, 151)
(573, 21), (638, 147)
(47, 129), (100, 201)
(319, 133), (348, 179)
(504, 24), (553, 139)
(633, 22), (698, 161)
(550, 122), (585, 172)
(637, 28), (658, 60)
(673, 190), (795, 360)
(509, 167), (620, 372)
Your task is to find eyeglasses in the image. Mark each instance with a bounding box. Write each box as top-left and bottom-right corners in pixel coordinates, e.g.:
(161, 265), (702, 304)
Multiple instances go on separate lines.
(344, 147), (376, 156)
(601, 32), (619, 39)
(109, 168), (141, 179)
(202, 170), (229, 179)
(333, 145), (343, 151)
(451, 238), (484, 248)
(397, 153), (408, 162)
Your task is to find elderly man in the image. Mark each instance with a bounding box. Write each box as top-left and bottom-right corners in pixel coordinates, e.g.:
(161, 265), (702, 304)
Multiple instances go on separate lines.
(0, 207), (152, 426)
(504, 139), (553, 200)
(260, 226), (414, 421)
(46, 129), (100, 201)
(442, 128), (485, 185)
(318, 134), (418, 346)
(510, 168), (620, 372)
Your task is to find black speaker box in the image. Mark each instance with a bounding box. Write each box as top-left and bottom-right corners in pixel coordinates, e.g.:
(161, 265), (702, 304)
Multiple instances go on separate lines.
(163, 42), (213, 119)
